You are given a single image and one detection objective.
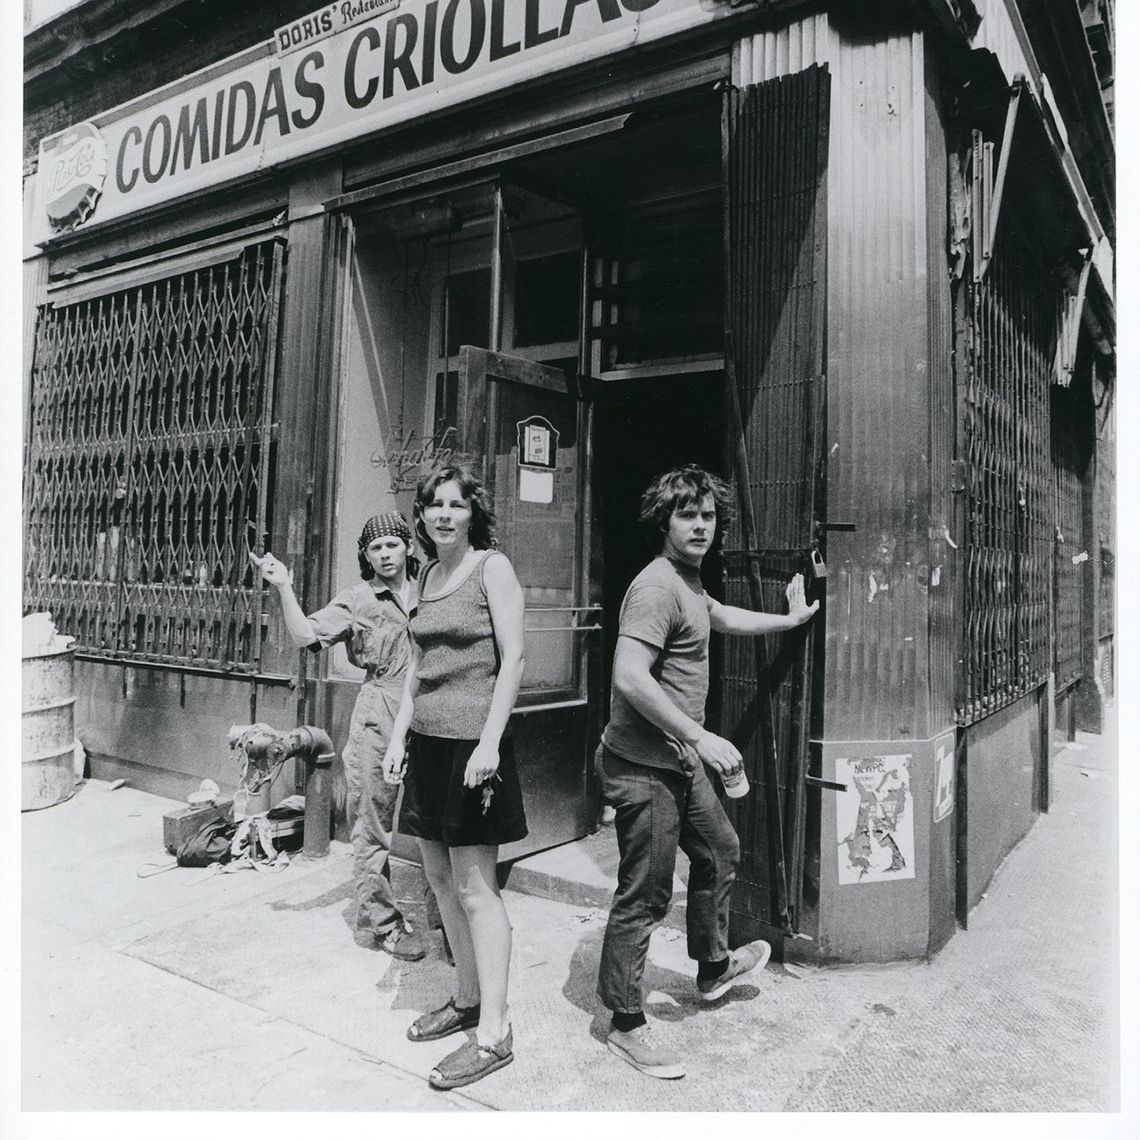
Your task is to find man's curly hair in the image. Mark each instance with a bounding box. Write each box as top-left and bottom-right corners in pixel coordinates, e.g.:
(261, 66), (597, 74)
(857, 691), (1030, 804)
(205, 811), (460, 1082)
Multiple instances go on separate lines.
(413, 463), (498, 558)
(639, 464), (733, 552)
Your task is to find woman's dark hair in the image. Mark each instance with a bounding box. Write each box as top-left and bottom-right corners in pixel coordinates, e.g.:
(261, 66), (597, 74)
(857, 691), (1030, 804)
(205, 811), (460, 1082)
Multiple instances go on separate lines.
(357, 542), (420, 582)
(639, 464), (733, 551)
(414, 463), (498, 558)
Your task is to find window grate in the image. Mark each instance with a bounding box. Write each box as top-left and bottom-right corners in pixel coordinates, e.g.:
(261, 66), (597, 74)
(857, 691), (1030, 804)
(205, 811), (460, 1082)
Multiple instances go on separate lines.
(958, 236), (1055, 724)
(1051, 380), (1092, 693)
(24, 240), (285, 673)
(1096, 383), (1115, 637)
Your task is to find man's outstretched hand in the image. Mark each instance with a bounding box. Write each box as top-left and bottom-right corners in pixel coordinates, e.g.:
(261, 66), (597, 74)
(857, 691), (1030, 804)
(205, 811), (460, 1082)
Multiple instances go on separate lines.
(786, 572), (820, 626)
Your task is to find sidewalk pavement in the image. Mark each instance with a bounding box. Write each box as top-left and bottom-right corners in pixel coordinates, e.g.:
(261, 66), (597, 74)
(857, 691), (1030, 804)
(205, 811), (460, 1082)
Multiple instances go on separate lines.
(18, 720), (1120, 1113)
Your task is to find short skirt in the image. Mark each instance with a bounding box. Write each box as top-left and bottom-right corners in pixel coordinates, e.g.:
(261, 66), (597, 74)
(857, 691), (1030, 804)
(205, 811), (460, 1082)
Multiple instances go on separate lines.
(398, 733), (528, 848)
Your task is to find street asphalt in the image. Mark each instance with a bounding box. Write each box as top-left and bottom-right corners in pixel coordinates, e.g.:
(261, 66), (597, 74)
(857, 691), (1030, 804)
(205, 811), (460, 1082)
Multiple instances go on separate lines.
(11, 715), (1129, 1121)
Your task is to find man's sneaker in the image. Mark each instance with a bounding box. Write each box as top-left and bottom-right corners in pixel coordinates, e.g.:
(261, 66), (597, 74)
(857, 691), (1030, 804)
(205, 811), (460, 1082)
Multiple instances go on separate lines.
(606, 1024), (685, 1079)
(697, 939), (771, 1002)
(378, 919), (426, 961)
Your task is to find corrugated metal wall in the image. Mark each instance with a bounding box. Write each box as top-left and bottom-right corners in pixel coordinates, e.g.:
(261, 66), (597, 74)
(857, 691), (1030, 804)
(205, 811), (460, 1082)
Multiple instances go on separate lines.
(827, 31), (931, 743)
(925, 49), (958, 736)
(736, 17), (944, 742)
(732, 12), (833, 84)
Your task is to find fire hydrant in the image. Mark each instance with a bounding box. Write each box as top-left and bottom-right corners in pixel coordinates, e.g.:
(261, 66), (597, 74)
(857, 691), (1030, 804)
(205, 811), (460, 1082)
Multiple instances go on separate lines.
(226, 723), (336, 859)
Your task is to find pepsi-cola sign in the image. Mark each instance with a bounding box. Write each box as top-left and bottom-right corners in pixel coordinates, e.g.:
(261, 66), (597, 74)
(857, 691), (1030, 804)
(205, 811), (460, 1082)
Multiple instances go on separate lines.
(42, 122), (108, 229)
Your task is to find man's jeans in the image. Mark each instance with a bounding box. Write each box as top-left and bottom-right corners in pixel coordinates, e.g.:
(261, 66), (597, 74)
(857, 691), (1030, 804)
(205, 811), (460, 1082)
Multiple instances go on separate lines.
(595, 745), (741, 1015)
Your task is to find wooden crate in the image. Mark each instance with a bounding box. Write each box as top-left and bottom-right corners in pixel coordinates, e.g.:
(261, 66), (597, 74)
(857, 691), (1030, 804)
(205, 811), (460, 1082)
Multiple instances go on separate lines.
(162, 799), (234, 855)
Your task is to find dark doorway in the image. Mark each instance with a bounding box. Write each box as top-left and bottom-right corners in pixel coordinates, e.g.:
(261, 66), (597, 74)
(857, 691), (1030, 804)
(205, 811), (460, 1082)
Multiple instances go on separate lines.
(593, 373), (727, 717)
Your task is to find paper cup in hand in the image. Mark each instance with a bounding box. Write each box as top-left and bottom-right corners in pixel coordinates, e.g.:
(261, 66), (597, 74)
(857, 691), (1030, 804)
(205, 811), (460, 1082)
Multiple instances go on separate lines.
(722, 765), (750, 799)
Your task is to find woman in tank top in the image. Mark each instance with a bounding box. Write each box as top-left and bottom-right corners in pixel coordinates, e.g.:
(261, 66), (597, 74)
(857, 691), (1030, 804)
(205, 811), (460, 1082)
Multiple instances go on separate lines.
(383, 463), (527, 1091)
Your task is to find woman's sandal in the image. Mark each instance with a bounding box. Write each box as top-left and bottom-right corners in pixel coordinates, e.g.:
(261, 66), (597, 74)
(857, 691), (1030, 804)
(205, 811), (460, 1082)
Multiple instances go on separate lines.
(428, 1027), (513, 1090)
(406, 998), (481, 1042)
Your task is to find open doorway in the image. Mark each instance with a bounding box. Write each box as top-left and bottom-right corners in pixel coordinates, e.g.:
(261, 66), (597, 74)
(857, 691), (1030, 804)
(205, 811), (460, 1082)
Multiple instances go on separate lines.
(594, 374), (727, 702)
(335, 88), (728, 852)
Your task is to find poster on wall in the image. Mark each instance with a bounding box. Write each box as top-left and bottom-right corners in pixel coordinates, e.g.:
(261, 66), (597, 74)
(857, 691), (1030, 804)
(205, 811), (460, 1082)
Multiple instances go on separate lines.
(933, 738), (955, 823)
(516, 415), (559, 504)
(836, 754), (915, 884)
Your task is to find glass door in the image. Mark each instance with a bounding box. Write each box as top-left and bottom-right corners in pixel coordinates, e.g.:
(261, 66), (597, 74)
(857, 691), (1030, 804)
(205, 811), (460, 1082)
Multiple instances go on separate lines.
(457, 345), (600, 857)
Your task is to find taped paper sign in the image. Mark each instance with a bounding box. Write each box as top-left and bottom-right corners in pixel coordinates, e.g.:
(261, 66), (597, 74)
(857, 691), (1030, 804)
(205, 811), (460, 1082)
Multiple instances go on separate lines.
(933, 741), (955, 823)
(837, 754), (915, 884)
(518, 467), (553, 504)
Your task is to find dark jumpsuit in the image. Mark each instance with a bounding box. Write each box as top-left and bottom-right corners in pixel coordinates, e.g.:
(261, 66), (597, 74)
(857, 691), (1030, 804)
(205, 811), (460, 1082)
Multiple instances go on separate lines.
(308, 579), (437, 939)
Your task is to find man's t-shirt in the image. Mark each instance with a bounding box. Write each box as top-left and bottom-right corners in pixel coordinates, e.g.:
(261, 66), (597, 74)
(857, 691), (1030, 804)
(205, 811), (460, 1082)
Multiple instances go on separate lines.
(601, 555), (713, 773)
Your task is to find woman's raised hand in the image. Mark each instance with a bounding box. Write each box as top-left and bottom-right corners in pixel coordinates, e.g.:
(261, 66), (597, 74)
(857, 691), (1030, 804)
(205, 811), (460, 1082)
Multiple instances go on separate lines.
(249, 550), (292, 589)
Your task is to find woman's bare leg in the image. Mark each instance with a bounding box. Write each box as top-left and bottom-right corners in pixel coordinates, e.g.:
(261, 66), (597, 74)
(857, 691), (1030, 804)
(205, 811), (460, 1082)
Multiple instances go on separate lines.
(449, 844), (511, 1044)
(417, 838), (479, 1007)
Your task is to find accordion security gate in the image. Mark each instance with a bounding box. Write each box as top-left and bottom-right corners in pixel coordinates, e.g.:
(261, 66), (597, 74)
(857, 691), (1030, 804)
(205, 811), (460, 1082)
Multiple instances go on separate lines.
(722, 65), (829, 935)
(1051, 379), (1092, 696)
(958, 234), (1054, 724)
(24, 240), (285, 674)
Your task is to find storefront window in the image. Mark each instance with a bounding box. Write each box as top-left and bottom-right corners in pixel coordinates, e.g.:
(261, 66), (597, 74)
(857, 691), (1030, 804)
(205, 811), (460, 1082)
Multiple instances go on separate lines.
(442, 267), (492, 357)
(513, 251), (581, 348)
(341, 182), (589, 696)
(432, 370), (459, 444)
(23, 241), (285, 671)
(590, 193), (723, 375)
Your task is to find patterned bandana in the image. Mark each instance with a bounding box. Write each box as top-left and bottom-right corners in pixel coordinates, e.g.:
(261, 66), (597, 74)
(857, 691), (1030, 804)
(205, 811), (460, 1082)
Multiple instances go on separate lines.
(358, 512), (413, 549)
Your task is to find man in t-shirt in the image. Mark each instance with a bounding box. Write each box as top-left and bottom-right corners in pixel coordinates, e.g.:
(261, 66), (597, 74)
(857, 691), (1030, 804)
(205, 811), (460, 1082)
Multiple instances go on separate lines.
(596, 465), (819, 1080)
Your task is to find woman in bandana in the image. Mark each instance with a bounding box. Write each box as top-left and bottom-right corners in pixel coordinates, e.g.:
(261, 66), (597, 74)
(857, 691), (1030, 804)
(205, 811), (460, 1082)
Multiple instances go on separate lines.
(250, 512), (438, 962)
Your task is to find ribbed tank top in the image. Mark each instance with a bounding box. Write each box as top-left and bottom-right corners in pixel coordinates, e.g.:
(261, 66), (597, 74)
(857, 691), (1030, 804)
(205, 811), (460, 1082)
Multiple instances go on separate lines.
(410, 550), (500, 739)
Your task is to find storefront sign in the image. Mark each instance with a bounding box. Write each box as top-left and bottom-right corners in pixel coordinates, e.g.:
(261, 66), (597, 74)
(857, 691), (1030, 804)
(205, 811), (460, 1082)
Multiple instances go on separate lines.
(275, 1), (402, 56)
(33, 0), (750, 243)
(370, 425), (457, 492)
(516, 414), (558, 503)
(836, 754), (915, 885)
(516, 415), (558, 469)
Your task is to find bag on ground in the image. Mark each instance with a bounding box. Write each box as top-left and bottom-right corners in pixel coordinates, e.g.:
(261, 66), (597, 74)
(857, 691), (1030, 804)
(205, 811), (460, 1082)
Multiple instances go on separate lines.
(176, 816), (239, 867)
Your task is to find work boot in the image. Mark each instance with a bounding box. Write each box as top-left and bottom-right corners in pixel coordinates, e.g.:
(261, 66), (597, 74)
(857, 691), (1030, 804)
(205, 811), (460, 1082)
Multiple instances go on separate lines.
(378, 918), (426, 961)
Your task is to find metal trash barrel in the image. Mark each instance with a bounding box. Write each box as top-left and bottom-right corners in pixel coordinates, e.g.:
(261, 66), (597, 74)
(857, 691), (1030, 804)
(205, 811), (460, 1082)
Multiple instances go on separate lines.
(22, 642), (78, 811)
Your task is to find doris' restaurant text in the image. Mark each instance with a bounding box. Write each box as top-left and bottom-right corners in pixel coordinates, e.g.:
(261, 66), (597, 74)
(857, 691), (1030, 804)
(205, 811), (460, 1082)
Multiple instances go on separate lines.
(114, 0), (670, 194)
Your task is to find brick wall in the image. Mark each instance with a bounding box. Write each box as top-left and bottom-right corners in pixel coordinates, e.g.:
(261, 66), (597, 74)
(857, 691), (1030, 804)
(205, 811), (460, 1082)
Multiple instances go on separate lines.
(24, 0), (317, 169)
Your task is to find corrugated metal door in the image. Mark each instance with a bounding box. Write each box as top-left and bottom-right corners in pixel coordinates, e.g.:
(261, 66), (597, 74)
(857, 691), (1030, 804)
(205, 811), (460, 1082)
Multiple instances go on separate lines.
(721, 64), (830, 936)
